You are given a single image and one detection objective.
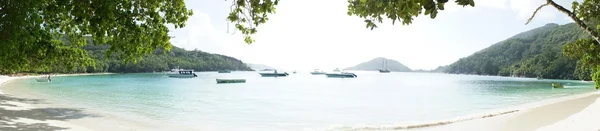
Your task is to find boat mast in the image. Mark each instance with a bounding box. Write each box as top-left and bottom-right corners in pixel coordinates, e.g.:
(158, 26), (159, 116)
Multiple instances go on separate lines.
(382, 58), (387, 70)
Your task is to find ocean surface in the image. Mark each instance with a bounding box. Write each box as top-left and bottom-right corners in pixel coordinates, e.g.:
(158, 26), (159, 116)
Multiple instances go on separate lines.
(1, 72), (596, 130)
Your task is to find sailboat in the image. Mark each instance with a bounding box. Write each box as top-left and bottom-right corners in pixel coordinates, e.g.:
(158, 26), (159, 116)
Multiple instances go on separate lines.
(378, 58), (391, 73)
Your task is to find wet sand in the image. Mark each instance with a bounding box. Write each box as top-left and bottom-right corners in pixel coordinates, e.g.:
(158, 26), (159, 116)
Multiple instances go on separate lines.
(413, 92), (600, 131)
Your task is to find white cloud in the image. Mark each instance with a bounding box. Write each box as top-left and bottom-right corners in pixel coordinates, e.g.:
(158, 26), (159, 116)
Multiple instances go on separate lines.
(167, 0), (580, 71)
(510, 0), (577, 21)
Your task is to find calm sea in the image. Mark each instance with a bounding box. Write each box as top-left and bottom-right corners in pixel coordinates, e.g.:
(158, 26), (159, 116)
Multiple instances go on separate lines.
(1, 72), (595, 130)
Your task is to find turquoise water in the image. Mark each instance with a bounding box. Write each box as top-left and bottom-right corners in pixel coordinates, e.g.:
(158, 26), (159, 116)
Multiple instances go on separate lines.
(1, 72), (596, 130)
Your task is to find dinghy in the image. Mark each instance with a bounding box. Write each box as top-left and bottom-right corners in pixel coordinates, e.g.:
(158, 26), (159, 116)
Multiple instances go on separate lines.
(216, 79), (246, 84)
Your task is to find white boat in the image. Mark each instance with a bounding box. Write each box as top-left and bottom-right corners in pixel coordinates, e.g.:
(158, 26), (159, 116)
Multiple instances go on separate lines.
(171, 66), (183, 72)
(167, 70), (197, 78)
(326, 72), (357, 78)
(326, 69), (357, 78)
(35, 78), (50, 82)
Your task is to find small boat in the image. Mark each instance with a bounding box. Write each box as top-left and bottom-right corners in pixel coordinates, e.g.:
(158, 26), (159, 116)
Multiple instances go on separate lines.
(552, 83), (564, 88)
(259, 69), (289, 77)
(293, 71), (297, 74)
(216, 79), (246, 84)
(35, 77), (50, 82)
(167, 70), (198, 78)
(326, 72), (358, 78)
(218, 70), (232, 73)
(326, 69), (357, 78)
(310, 69), (326, 75)
(378, 69), (390, 73)
(259, 72), (289, 77)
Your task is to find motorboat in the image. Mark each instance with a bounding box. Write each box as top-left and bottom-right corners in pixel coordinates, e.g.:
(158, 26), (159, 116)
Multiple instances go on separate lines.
(326, 72), (358, 78)
(167, 70), (197, 78)
(259, 69), (289, 77)
(326, 69), (357, 78)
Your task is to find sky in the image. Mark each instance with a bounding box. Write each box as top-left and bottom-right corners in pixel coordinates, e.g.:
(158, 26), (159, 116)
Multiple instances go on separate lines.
(168, 0), (579, 71)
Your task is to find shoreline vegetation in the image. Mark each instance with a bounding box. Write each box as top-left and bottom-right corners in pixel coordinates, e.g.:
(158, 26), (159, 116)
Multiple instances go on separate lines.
(0, 38), (253, 75)
(1, 73), (598, 130)
(443, 23), (593, 81)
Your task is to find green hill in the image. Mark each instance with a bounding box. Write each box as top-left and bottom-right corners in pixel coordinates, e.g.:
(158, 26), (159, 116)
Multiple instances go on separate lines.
(444, 23), (591, 80)
(82, 46), (252, 73)
(22, 37), (252, 73)
(345, 57), (412, 72)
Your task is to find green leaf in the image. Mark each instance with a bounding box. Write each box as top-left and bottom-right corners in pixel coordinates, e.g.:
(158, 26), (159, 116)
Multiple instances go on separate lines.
(431, 10), (438, 18)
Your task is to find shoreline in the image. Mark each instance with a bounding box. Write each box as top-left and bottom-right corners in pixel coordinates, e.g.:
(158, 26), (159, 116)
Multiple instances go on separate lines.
(0, 73), (114, 131)
(2, 74), (599, 130)
(328, 91), (600, 131)
(410, 91), (600, 131)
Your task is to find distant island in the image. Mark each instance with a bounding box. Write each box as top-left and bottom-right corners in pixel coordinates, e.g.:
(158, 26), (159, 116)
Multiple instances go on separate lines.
(443, 23), (591, 80)
(345, 57), (411, 72)
(247, 63), (275, 71)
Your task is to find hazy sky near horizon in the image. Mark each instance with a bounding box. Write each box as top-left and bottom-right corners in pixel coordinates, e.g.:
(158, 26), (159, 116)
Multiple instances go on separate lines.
(169, 0), (579, 70)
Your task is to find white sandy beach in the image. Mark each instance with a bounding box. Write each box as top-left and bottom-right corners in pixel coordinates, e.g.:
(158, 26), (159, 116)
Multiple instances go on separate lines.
(2, 74), (600, 131)
(0, 74), (191, 131)
(0, 75), (93, 130)
(330, 91), (600, 131)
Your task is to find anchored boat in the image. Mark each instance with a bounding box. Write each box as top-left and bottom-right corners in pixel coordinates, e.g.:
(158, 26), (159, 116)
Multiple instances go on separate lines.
(326, 72), (358, 78)
(326, 69), (357, 78)
(259, 69), (289, 77)
(552, 83), (564, 88)
(378, 58), (391, 73)
(216, 79), (246, 84)
(167, 70), (198, 78)
(218, 70), (232, 73)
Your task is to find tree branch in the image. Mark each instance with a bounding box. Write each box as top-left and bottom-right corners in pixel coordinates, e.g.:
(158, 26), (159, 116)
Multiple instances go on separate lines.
(546, 0), (600, 43)
(526, 3), (550, 25)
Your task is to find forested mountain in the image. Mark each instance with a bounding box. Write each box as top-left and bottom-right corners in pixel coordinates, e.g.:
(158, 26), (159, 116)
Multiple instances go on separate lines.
(20, 39), (252, 73)
(444, 23), (591, 80)
(345, 57), (412, 72)
(431, 66), (448, 73)
(85, 47), (252, 73)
